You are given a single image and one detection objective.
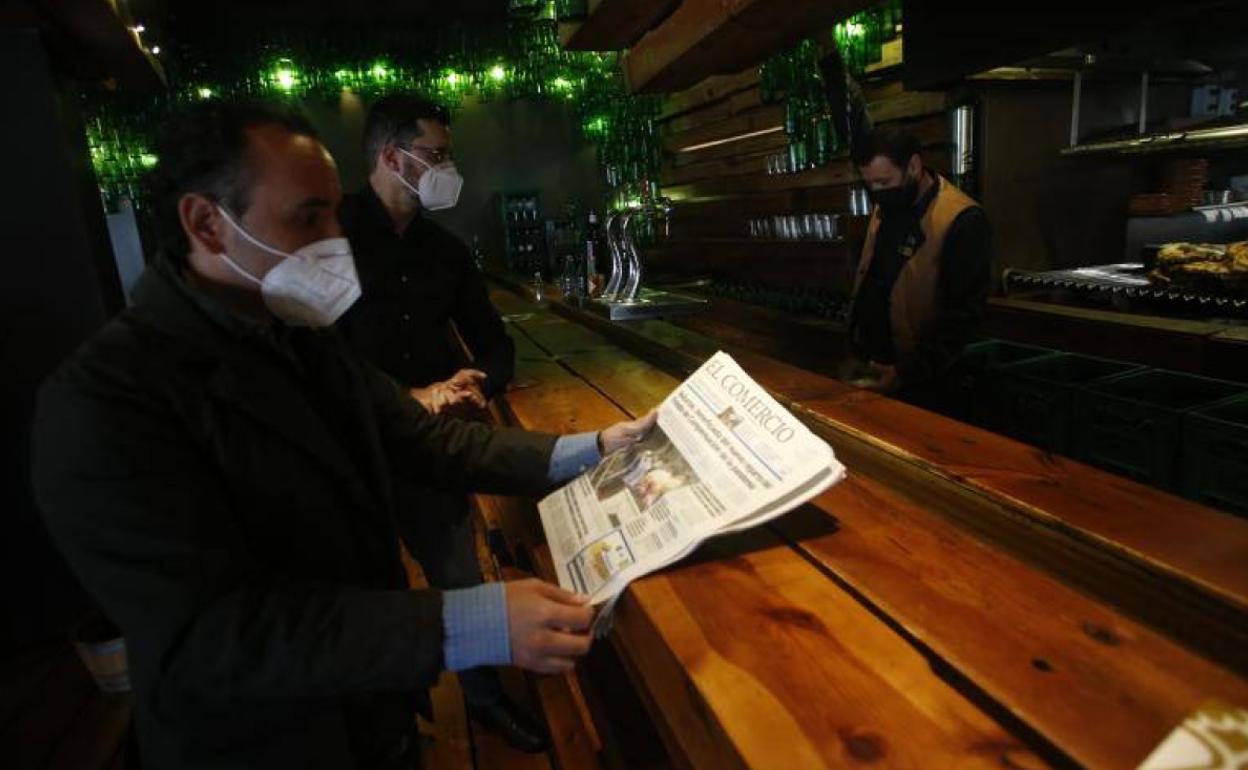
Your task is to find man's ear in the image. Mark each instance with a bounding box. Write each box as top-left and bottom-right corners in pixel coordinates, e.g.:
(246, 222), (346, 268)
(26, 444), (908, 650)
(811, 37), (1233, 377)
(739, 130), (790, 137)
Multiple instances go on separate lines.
(379, 143), (400, 174)
(180, 193), (226, 255)
(907, 153), (923, 180)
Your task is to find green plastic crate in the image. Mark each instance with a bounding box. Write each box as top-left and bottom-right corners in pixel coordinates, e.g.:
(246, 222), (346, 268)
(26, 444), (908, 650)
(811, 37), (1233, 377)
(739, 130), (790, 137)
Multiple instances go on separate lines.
(947, 339), (1054, 427)
(1073, 370), (1245, 491)
(1182, 394), (1248, 517)
(995, 353), (1146, 454)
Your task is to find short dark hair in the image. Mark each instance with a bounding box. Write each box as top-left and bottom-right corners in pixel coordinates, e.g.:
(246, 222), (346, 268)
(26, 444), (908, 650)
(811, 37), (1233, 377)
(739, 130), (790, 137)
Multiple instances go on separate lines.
(851, 127), (922, 171)
(145, 98), (319, 265)
(363, 94), (451, 172)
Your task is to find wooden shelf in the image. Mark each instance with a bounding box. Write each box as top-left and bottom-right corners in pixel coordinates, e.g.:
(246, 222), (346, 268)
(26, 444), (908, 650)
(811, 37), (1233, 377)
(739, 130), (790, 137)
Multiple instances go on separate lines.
(664, 160), (859, 201)
(986, 297), (1248, 384)
(668, 196), (871, 239)
(645, 236), (857, 291)
(1061, 123), (1248, 157)
(866, 89), (949, 123)
(622, 0), (873, 94)
(658, 68), (760, 121)
(558, 0), (680, 51)
(661, 103), (783, 153)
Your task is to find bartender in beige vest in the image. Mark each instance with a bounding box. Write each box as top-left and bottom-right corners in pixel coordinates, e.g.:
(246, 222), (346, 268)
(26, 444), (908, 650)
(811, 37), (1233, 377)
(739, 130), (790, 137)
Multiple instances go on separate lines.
(845, 128), (992, 406)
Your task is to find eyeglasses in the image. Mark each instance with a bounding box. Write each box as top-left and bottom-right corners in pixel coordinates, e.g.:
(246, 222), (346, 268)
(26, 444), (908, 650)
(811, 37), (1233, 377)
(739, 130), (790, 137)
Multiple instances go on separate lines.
(406, 144), (454, 164)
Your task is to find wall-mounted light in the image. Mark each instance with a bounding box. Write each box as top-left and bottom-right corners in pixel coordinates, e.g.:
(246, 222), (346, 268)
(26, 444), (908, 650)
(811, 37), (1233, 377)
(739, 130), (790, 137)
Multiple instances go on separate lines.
(679, 125), (782, 153)
(269, 58), (301, 92)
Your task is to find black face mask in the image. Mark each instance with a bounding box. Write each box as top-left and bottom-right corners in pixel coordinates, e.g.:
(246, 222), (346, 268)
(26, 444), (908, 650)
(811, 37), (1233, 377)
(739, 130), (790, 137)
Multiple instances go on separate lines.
(870, 174), (920, 216)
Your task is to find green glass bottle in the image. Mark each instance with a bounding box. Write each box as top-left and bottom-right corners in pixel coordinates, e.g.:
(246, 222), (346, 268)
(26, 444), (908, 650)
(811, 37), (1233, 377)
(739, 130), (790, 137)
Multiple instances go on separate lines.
(813, 115), (832, 166)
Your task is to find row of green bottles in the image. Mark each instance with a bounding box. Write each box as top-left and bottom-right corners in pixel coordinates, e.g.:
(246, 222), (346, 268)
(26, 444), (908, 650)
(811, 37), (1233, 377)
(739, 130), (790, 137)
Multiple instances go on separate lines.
(596, 96), (663, 188)
(832, 0), (903, 77)
(757, 0), (904, 174)
(762, 38), (842, 173)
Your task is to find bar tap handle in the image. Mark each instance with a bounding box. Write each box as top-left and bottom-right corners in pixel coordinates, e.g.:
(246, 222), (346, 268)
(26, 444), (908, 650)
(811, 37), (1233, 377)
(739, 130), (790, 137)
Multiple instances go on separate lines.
(602, 211), (625, 299)
(621, 211), (643, 302)
(621, 199), (672, 302)
(612, 212), (633, 301)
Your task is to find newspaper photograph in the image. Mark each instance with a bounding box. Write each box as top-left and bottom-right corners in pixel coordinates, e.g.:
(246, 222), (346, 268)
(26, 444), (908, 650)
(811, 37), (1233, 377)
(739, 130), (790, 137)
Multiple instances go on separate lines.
(538, 351), (846, 607)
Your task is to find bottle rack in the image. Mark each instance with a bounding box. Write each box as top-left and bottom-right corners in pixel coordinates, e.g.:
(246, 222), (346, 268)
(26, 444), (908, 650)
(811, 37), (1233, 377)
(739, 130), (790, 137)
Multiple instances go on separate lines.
(501, 191), (548, 276)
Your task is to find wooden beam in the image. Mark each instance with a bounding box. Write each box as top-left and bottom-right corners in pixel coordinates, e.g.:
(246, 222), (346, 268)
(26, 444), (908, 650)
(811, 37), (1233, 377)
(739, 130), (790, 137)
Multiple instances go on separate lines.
(659, 68), (760, 121)
(36, 0), (165, 90)
(660, 86), (763, 136)
(866, 89), (949, 123)
(559, 0), (681, 51)
(623, 0), (872, 94)
(664, 144), (953, 201)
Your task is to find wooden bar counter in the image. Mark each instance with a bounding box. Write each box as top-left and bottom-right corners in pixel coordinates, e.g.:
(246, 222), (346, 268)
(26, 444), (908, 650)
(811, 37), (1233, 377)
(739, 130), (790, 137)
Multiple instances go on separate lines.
(477, 281), (1248, 770)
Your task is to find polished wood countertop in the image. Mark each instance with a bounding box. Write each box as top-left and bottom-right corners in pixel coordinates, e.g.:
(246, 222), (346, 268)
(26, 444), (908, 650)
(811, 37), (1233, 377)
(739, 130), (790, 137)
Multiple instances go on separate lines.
(480, 283), (1248, 770)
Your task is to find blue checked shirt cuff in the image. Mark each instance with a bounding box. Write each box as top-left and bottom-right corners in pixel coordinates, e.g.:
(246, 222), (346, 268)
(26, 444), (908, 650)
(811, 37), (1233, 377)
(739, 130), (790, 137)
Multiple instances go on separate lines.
(442, 583), (511, 672)
(547, 432), (602, 484)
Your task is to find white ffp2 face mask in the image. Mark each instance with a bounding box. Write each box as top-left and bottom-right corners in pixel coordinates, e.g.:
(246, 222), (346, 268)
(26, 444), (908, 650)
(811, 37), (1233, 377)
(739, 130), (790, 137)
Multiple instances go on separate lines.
(395, 148), (464, 211)
(215, 207), (362, 327)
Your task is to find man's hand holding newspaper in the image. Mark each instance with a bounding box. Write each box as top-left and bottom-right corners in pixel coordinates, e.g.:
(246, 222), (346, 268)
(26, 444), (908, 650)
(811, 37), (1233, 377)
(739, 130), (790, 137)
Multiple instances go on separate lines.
(599, 411), (659, 455)
(538, 352), (846, 635)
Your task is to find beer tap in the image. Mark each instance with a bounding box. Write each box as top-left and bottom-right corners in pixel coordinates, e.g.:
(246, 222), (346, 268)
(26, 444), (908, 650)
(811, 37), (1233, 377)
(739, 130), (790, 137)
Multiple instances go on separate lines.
(601, 211), (627, 299)
(584, 198), (704, 321)
(618, 210), (641, 302)
(620, 198), (673, 302)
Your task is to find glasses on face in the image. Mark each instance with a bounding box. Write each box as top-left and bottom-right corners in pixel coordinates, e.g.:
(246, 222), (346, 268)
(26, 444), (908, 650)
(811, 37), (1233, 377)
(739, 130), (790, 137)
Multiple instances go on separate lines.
(406, 144), (454, 164)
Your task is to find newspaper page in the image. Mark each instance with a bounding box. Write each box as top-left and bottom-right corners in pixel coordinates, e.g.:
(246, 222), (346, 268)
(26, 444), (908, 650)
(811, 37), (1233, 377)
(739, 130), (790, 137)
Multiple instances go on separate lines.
(537, 351), (845, 606)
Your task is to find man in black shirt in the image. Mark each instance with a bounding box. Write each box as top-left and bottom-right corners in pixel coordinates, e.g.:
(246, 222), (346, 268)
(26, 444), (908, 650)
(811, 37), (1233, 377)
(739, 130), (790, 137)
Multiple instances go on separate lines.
(338, 97), (509, 413)
(846, 128), (992, 409)
(336, 96), (544, 752)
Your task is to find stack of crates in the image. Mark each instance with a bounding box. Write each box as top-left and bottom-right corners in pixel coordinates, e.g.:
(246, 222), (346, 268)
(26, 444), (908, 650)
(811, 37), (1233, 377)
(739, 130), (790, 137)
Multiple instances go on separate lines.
(948, 340), (1053, 427)
(953, 340), (1248, 516)
(1182, 394), (1248, 515)
(994, 353), (1145, 454)
(1072, 370), (1244, 493)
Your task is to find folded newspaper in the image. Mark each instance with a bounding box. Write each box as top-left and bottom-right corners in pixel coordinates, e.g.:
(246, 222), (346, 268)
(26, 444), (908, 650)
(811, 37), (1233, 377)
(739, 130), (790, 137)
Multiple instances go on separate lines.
(538, 351), (847, 634)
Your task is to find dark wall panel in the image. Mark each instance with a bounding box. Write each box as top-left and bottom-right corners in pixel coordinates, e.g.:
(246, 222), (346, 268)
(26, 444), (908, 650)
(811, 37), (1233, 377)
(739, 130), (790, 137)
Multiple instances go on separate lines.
(2, 27), (122, 654)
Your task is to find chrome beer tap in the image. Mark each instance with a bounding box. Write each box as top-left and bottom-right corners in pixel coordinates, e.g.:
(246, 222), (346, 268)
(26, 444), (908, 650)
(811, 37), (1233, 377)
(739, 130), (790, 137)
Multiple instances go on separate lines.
(618, 210), (641, 302)
(620, 198), (673, 302)
(601, 211), (626, 300)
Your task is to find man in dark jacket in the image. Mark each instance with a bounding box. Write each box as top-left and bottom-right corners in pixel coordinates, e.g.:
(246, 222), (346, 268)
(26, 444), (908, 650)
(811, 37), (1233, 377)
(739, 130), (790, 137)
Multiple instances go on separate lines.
(29, 99), (653, 770)
(336, 96), (543, 750)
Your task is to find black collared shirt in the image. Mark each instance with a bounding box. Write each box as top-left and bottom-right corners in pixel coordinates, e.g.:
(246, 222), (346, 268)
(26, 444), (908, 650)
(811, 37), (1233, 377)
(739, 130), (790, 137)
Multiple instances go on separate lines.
(850, 171), (991, 386)
(337, 186), (514, 396)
